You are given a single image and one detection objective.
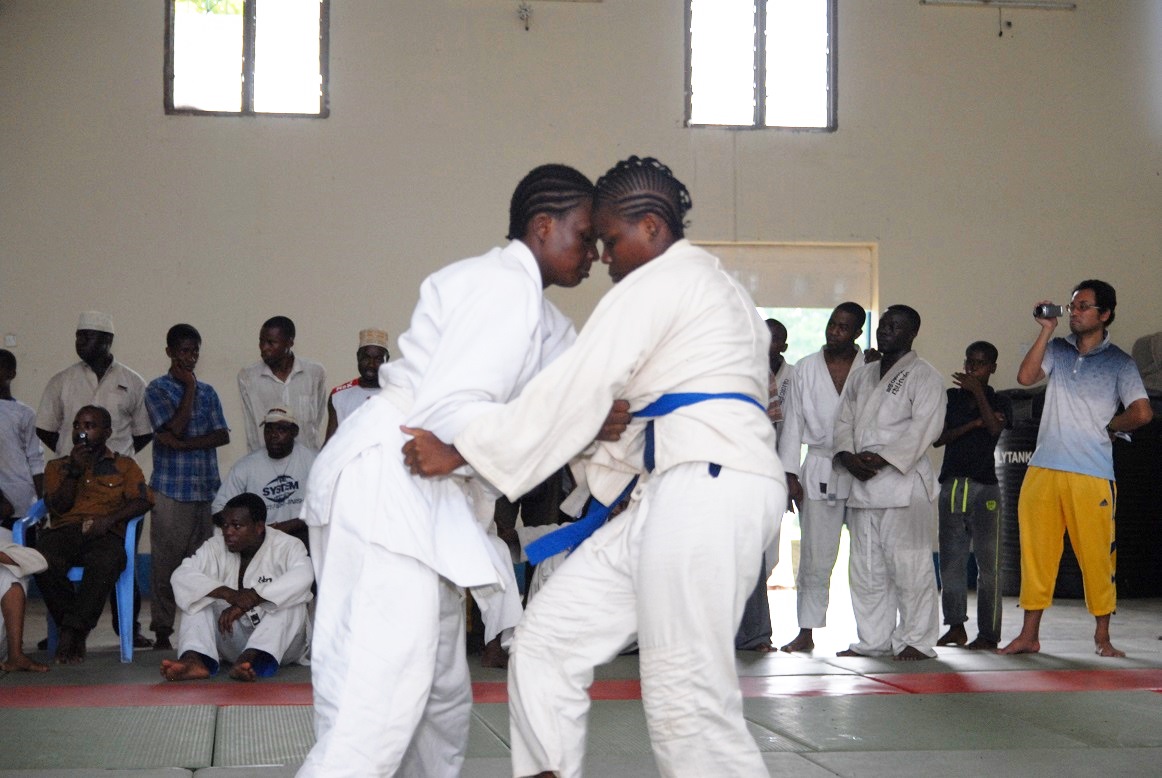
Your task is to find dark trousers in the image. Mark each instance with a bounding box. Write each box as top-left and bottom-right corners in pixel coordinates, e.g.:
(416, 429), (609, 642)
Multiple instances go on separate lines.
(34, 524), (127, 634)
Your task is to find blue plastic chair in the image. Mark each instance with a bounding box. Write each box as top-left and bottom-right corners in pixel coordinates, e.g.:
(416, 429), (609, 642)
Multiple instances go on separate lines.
(13, 498), (144, 663)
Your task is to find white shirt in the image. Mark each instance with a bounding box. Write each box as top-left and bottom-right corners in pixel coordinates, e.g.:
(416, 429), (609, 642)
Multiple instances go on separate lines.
(237, 357), (328, 452)
(36, 359), (151, 457)
(0, 399), (44, 516)
(213, 444), (317, 525)
(330, 380), (381, 426)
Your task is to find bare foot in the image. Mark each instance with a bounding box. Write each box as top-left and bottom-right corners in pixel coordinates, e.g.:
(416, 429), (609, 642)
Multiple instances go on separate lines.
(481, 637), (509, 669)
(1, 654), (50, 673)
(937, 625), (967, 647)
(1095, 639), (1125, 658)
(229, 661), (258, 682)
(966, 637), (998, 651)
(160, 657), (211, 681)
(836, 649), (868, 657)
(54, 629), (86, 665)
(895, 645), (933, 661)
(751, 642), (775, 654)
(780, 630), (815, 653)
(998, 636), (1040, 655)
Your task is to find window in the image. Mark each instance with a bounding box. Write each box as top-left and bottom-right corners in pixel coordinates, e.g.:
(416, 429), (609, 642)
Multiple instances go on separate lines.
(165, 0), (330, 117)
(699, 241), (877, 355)
(686, 0), (836, 129)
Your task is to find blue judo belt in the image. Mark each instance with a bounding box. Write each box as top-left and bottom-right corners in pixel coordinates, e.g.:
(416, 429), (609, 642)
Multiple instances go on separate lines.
(524, 392), (765, 565)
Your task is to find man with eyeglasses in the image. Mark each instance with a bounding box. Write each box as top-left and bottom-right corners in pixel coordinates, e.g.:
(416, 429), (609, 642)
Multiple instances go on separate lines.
(1000, 280), (1152, 658)
(933, 341), (1012, 651)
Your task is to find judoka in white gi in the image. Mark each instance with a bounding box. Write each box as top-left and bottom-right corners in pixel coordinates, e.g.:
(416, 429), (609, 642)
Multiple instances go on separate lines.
(296, 164), (599, 778)
(404, 156), (786, 778)
(160, 492), (313, 682)
(832, 305), (945, 661)
(776, 302), (868, 654)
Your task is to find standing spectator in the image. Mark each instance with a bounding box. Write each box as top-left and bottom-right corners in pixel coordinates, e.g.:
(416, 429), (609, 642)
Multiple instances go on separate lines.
(0, 349), (44, 518)
(144, 324), (230, 650)
(324, 328), (389, 443)
(776, 302), (867, 653)
(833, 305), (944, 661)
(35, 311), (153, 648)
(1000, 281), (1152, 657)
(735, 318), (795, 652)
(237, 316), (327, 452)
(35, 406), (153, 663)
(934, 341), (1012, 651)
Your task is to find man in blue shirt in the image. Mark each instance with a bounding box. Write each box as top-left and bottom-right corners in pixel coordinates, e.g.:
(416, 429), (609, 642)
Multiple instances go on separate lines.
(144, 324), (230, 650)
(1000, 280), (1152, 658)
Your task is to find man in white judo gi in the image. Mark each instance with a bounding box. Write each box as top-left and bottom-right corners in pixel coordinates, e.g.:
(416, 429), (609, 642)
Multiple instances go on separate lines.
(777, 302), (868, 653)
(296, 164), (599, 778)
(160, 492), (312, 682)
(404, 156), (785, 778)
(833, 304), (944, 661)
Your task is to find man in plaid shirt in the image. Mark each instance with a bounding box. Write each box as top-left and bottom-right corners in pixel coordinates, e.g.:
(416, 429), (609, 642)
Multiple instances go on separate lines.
(144, 324), (230, 650)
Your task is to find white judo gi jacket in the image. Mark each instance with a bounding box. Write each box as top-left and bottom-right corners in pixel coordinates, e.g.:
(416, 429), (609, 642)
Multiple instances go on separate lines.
(777, 347), (862, 502)
(456, 239), (782, 506)
(832, 351), (945, 509)
(303, 240), (575, 587)
(172, 527), (314, 619)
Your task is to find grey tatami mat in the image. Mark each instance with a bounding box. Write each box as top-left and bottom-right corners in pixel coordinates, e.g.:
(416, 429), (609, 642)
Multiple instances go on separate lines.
(467, 707), (513, 757)
(192, 769), (298, 778)
(744, 694), (1090, 752)
(957, 691), (1162, 748)
(804, 747), (1162, 778)
(0, 706), (215, 770)
(212, 707), (313, 767)
(0, 771), (192, 778)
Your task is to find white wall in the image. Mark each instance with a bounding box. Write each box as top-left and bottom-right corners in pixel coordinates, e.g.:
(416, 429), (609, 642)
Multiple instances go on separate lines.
(2, 0), (1160, 484)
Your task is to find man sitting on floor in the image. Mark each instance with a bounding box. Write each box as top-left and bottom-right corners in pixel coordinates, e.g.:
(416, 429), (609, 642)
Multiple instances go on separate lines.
(160, 492), (312, 682)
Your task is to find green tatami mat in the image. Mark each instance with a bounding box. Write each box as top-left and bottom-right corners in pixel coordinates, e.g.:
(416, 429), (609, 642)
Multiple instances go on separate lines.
(212, 707), (313, 767)
(0, 706), (215, 770)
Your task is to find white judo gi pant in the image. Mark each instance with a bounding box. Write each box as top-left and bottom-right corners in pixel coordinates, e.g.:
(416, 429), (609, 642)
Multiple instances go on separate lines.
(795, 497), (850, 629)
(176, 599), (309, 670)
(298, 503), (471, 777)
(508, 462), (783, 778)
(846, 478), (940, 657)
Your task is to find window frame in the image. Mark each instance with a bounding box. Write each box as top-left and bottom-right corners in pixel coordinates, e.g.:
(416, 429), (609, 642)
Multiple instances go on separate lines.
(684, 0), (838, 131)
(164, 0), (331, 119)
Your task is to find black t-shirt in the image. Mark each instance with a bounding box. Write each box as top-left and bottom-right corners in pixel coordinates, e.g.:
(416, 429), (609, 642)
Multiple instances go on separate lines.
(937, 386), (1013, 484)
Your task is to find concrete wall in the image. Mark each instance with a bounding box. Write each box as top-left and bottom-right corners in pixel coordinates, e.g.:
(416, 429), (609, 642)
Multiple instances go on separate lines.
(3, 0), (1159, 483)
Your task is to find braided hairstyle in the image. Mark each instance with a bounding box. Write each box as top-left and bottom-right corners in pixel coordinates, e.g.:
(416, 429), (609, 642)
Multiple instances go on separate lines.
(593, 156), (693, 238)
(507, 164), (596, 241)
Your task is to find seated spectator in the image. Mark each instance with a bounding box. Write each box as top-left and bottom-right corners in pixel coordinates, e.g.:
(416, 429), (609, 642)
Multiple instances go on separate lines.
(1, 489), (49, 672)
(212, 408), (316, 550)
(160, 492), (312, 682)
(34, 405), (153, 664)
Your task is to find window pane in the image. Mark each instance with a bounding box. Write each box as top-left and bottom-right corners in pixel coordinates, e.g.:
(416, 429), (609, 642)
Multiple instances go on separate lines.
(172, 0), (243, 112)
(254, 0), (323, 114)
(764, 0), (830, 128)
(689, 0), (757, 126)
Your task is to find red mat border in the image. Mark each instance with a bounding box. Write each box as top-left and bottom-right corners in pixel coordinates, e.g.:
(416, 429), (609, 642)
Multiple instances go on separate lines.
(2, 670), (1162, 709)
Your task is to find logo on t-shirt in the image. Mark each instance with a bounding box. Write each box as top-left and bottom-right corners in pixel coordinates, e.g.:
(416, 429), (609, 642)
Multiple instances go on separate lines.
(263, 474), (301, 504)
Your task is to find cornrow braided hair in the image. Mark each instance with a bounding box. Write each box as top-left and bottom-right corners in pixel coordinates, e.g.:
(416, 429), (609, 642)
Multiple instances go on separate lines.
(594, 156), (693, 238)
(507, 164), (596, 241)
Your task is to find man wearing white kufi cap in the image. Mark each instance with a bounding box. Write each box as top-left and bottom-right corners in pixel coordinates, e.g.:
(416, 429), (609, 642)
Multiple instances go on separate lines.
(36, 312), (152, 459)
(324, 328), (390, 443)
(35, 310), (154, 647)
